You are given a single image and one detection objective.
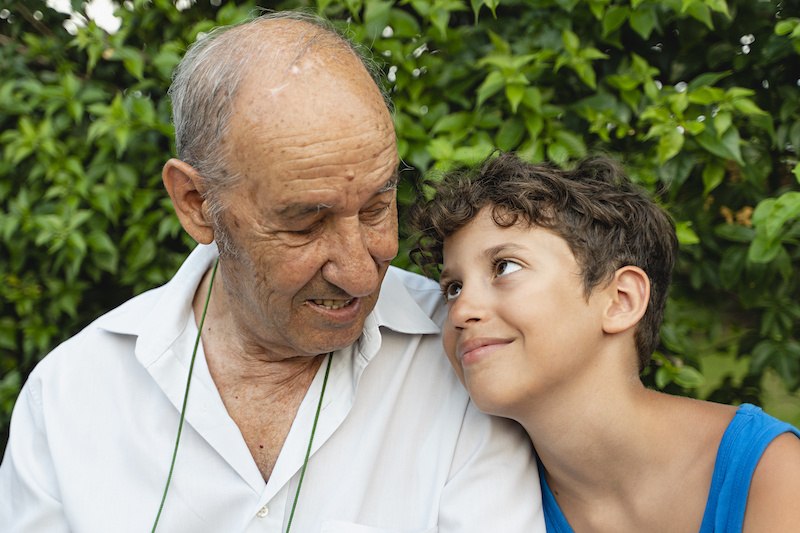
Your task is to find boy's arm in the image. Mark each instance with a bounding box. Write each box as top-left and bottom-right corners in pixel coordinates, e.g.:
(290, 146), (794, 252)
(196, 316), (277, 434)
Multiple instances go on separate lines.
(742, 432), (800, 532)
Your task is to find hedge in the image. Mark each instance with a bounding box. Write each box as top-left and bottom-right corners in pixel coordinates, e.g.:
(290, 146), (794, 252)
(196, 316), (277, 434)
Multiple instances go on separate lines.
(1, 0), (799, 454)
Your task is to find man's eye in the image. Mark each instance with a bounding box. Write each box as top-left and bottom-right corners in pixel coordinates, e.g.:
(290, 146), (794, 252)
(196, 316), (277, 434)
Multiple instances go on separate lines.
(495, 260), (522, 277)
(442, 283), (462, 301)
(362, 204), (390, 219)
(289, 221), (322, 235)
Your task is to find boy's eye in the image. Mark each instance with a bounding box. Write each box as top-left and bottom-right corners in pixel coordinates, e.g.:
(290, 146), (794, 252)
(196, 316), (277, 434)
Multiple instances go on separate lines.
(443, 282), (462, 301)
(495, 260), (522, 277)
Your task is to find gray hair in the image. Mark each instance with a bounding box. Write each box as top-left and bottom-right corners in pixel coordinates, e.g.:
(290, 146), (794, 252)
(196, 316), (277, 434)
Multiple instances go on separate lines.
(168, 11), (391, 256)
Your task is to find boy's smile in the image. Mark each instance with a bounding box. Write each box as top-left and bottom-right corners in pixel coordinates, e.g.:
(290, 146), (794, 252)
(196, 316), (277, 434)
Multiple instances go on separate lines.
(440, 208), (607, 417)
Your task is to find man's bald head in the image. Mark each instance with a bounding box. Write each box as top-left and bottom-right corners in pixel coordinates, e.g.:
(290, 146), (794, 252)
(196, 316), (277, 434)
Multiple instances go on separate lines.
(169, 12), (389, 201)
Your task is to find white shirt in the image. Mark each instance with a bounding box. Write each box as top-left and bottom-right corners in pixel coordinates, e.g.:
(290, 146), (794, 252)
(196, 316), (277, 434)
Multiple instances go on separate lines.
(0, 244), (544, 533)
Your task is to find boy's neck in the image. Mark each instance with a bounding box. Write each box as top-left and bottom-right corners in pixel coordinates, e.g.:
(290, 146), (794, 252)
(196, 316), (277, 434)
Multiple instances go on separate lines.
(520, 376), (736, 533)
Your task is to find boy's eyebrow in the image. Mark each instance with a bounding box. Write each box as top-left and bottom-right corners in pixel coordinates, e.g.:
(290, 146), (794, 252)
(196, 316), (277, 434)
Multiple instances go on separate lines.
(483, 242), (525, 259)
(277, 171), (399, 220)
(439, 242), (526, 285)
(438, 269), (453, 288)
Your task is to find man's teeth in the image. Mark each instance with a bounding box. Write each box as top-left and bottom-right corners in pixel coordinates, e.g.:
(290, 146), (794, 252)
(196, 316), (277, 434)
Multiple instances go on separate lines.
(313, 299), (353, 310)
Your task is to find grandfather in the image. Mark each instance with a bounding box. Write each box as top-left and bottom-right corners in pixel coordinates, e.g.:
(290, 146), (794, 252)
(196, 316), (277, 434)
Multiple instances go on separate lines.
(0, 13), (543, 533)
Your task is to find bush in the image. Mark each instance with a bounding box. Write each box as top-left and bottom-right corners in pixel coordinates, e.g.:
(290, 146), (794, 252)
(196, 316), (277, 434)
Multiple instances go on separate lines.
(2, 0), (799, 453)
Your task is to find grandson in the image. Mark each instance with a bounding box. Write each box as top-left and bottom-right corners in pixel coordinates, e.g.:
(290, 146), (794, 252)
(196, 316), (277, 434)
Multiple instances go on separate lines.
(409, 152), (800, 533)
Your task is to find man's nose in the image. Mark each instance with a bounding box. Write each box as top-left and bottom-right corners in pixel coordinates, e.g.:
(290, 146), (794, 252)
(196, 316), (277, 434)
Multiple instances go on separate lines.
(321, 217), (394, 297)
(447, 283), (487, 329)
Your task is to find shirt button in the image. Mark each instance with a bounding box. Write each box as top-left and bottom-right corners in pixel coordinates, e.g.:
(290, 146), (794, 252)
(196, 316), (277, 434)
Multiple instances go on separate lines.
(257, 505), (269, 518)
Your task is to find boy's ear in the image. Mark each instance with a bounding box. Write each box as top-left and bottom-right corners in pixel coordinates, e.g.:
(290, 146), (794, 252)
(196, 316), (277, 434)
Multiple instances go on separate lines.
(601, 266), (649, 335)
(162, 158), (215, 245)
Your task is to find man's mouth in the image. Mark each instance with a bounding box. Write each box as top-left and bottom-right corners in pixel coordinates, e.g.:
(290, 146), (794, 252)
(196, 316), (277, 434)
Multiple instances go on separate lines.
(312, 299), (354, 310)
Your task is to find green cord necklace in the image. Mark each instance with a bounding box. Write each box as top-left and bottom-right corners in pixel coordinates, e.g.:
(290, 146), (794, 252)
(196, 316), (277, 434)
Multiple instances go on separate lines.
(151, 257), (333, 533)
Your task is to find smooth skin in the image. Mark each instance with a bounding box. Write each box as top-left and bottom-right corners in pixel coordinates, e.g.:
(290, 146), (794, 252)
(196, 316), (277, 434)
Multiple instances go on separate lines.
(162, 21), (399, 481)
(440, 209), (800, 532)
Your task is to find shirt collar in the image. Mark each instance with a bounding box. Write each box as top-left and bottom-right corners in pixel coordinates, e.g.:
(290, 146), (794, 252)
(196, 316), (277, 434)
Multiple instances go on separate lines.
(370, 266), (441, 335)
(97, 243), (217, 366)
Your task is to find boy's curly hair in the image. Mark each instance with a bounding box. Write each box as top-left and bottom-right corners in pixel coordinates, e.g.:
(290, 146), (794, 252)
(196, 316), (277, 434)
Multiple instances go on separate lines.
(408, 152), (678, 372)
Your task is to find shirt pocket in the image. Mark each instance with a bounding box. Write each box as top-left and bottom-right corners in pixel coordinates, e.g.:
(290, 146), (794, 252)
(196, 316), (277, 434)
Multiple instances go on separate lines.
(320, 521), (437, 533)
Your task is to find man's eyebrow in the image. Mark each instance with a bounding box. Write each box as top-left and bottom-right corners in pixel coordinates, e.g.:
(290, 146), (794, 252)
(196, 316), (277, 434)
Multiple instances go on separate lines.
(276, 203), (331, 220)
(377, 170), (400, 194)
(276, 171), (400, 220)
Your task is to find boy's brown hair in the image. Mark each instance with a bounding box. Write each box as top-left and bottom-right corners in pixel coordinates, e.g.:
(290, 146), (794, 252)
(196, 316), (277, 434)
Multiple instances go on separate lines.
(408, 152), (678, 372)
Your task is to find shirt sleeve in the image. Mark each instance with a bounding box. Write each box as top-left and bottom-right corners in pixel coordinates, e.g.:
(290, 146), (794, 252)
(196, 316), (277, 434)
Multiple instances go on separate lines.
(437, 400), (545, 533)
(0, 376), (72, 533)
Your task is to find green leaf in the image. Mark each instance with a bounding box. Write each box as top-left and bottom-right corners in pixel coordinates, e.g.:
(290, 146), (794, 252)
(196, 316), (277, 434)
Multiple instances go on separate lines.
(127, 238), (157, 272)
(655, 366), (672, 389)
(725, 87), (755, 99)
(470, 0), (484, 22)
(427, 138), (454, 161)
(629, 7), (656, 40)
(695, 127), (743, 165)
(476, 71), (505, 107)
(562, 29), (580, 52)
(750, 340), (779, 373)
(790, 121), (800, 157)
(674, 366), (706, 388)
(748, 235), (783, 263)
(702, 160), (725, 196)
(713, 111), (732, 137)
(452, 143), (495, 165)
(687, 86), (725, 105)
(658, 127), (685, 164)
(486, 30), (511, 55)
(602, 5), (630, 37)
(573, 61), (599, 90)
(506, 84), (526, 114)
(751, 198), (775, 227)
(524, 113), (544, 139)
(757, 192), (800, 240)
(718, 245), (747, 289)
(675, 221), (700, 245)
(546, 142), (570, 165)
(775, 19), (798, 35)
(496, 116), (526, 151)
(430, 8), (451, 40)
(733, 98), (767, 116)
(686, 1), (714, 29)
(554, 130), (587, 157)
(522, 87), (543, 113)
(714, 224), (756, 243)
(432, 112), (473, 134)
(687, 71), (731, 92)
(777, 353), (800, 387)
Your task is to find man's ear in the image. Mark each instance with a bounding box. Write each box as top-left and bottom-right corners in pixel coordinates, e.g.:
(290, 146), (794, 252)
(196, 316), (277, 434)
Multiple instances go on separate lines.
(162, 158), (215, 245)
(602, 266), (649, 335)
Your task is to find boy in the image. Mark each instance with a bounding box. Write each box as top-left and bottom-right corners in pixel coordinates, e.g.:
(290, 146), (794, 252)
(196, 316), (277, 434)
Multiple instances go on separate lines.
(410, 153), (800, 532)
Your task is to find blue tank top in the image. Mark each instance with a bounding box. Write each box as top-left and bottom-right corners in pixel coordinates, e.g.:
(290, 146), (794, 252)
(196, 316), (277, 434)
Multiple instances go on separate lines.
(538, 404), (800, 533)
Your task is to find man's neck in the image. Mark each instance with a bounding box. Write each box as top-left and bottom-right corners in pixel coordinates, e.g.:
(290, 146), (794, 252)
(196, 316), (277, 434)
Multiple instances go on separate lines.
(191, 263), (327, 482)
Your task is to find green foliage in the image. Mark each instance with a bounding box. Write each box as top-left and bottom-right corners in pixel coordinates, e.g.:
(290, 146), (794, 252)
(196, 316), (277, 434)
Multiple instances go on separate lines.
(2, 0), (799, 453)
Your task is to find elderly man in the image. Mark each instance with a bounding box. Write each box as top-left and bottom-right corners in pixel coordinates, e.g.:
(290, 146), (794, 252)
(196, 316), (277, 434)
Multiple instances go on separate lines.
(0, 13), (543, 533)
